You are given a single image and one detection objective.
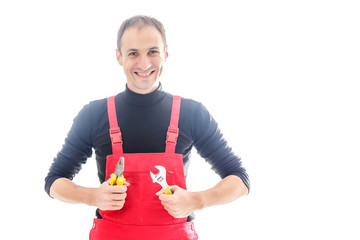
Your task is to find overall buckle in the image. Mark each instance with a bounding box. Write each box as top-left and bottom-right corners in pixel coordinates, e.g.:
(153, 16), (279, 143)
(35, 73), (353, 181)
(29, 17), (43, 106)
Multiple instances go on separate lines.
(110, 127), (122, 144)
(166, 126), (179, 144)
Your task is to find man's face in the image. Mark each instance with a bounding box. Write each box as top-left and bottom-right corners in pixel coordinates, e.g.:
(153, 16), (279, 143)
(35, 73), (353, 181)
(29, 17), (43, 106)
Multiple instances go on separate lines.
(116, 26), (168, 94)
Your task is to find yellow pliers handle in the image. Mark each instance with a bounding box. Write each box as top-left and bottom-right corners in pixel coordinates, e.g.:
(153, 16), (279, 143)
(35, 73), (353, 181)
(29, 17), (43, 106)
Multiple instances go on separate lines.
(109, 173), (126, 186)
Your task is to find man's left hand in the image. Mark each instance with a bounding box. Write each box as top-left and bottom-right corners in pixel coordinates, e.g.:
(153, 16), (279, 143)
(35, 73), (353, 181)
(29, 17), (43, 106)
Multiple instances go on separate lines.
(156, 185), (201, 218)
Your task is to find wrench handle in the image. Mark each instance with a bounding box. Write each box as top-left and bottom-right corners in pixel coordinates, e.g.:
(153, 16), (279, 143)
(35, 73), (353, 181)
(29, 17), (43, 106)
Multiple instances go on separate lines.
(164, 186), (173, 195)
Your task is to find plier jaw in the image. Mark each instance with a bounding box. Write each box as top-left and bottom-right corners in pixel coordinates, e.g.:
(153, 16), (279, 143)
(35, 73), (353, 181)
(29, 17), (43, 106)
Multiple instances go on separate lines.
(110, 157), (126, 186)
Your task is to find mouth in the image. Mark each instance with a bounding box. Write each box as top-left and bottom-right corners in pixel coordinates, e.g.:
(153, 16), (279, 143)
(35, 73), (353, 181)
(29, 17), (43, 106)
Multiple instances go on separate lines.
(134, 70), (156, 78)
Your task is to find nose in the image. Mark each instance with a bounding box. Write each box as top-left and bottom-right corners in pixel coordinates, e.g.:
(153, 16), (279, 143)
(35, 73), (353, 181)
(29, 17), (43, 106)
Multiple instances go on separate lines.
(138, 55), (152, 70)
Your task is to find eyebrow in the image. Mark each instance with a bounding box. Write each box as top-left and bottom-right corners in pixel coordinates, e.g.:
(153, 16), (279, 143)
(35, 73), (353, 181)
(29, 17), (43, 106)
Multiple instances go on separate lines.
(126, 48), (138, 53)
(126, 46), (160, 53)
(149, 47), (160, 51)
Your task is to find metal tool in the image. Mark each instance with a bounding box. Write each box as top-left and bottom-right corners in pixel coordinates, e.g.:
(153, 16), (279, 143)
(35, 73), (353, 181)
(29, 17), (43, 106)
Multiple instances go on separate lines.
(109, 157), (126, 185)
(150, 165), (173, 195)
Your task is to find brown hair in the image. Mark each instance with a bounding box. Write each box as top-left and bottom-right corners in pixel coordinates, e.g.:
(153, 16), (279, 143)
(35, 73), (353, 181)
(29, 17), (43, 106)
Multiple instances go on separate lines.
(117, 15), (167, 55)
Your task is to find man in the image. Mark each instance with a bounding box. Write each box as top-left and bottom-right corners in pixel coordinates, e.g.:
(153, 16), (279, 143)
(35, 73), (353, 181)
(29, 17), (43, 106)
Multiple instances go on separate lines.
(45, 15), (250, 240)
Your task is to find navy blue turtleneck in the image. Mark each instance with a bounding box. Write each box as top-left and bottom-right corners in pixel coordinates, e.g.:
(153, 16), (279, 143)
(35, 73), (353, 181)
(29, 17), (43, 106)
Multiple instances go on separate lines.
(45, 84), (250, 200)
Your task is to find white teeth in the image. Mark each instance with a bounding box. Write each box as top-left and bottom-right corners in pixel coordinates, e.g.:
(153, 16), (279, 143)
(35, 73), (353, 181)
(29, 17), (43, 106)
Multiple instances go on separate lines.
(136, 71), (154, 76)
(138, 73), (149, 76)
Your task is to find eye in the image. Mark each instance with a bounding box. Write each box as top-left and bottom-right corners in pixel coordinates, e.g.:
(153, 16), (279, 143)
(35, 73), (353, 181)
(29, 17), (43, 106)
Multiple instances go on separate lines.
(128, 52), (137, 56)
(149, 50), (159, 55)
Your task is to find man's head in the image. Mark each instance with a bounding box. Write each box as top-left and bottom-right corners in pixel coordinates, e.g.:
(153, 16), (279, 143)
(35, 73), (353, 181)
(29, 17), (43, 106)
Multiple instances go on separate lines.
(116, 15), (168, 94)
(117, 15), (167, 56)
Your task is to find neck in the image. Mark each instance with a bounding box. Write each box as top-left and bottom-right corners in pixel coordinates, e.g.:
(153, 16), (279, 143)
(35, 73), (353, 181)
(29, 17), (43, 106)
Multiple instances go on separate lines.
(126, 81), (160, 95)
(121, 82), (165, 107)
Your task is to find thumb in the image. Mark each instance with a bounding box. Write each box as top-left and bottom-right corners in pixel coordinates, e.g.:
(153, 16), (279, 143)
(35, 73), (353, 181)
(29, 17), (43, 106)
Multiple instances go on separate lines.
(104, 177), (113, 185)
(169, 185), (180, 191)
(169, 185), (181, 194)
(156, 185), (179, 196)
(99, 178), (112, 188)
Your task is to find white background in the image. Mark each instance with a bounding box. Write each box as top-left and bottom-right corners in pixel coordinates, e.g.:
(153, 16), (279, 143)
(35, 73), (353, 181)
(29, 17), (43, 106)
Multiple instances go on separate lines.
(1, 0), (359, 239)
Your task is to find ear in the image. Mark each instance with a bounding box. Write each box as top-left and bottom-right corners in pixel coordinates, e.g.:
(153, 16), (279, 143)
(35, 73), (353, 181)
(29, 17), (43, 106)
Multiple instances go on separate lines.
(164, 44), (169, 62)
(116, 49), (123, 66)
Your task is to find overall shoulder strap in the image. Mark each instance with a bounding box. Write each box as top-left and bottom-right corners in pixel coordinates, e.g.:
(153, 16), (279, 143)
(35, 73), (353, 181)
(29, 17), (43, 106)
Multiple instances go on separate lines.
(165, 95), (181, 154)
(107, 96), (123, 155)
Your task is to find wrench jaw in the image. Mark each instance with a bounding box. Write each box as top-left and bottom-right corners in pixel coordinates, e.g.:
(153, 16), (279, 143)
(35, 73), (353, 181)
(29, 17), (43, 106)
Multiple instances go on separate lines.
(150, 171), (156, 183)
(150, 165), (170, 191)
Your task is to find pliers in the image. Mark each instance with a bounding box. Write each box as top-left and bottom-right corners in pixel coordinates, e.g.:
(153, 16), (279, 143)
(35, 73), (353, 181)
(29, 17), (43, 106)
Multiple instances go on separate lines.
(150, 165), (173, 195)
(109, 157), (126, 186)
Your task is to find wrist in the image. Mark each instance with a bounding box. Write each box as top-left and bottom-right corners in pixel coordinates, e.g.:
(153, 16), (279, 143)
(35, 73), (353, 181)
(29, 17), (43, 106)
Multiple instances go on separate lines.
(192, 191), (207, 210)
(82, 187), (98, 207)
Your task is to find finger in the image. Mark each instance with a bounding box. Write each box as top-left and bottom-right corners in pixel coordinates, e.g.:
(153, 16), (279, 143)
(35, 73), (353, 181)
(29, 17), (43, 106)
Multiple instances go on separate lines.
(123, 180), (130, 186)
(112, 199), (125, 206)
(163, 206), (177, 218)
(109, 185), (128, 193)
(116, 185), (128, 192)
(159, 193), (173, 203)
(112, 193), (127, 201)
(156, 189), (164, 196)
(109, 200), (125, 210)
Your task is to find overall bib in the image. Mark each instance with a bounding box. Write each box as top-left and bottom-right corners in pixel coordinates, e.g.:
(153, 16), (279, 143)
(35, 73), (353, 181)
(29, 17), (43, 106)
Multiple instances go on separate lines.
(89, 95), (198, 240)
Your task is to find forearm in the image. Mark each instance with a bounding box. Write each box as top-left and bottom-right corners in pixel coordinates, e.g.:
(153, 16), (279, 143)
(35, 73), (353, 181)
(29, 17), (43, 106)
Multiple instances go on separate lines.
(50, 178), (95, 206)
(195, 175), (248, 210)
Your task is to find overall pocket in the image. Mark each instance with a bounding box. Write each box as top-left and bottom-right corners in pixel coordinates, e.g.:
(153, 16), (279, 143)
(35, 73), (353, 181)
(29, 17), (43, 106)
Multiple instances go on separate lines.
(122, 170), (177, 225)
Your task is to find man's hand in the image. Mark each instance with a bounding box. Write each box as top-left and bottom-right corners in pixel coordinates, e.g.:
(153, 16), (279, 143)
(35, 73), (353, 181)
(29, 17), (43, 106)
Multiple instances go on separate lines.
(91, 178), (130, 211)
(154, 175), (248, 218)
(156, 185), (201, 218)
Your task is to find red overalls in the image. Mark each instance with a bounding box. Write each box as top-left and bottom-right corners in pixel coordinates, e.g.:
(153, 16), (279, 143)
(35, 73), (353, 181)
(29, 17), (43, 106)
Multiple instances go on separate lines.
(89, 95), (198, 240)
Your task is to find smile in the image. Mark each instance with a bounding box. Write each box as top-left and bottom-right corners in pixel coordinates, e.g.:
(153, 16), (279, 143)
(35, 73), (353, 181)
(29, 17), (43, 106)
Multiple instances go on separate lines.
(135, 70), (155, 77)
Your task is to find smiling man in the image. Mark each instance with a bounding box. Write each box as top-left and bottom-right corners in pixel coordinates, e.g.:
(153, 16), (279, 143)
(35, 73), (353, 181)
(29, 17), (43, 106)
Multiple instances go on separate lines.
(45, 15), (250, 240)
(116, 25), (168, 94)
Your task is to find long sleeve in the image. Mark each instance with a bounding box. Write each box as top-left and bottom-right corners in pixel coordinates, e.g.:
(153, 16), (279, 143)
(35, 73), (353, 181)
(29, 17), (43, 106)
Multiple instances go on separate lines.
(44, 104), (94, 196)
(193, 103), (250, 191)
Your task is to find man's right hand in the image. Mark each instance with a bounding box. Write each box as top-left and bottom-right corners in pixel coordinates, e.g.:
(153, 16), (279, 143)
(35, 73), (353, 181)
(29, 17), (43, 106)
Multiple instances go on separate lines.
(91, 178), (130, 211)
(49, 177), (130, 211)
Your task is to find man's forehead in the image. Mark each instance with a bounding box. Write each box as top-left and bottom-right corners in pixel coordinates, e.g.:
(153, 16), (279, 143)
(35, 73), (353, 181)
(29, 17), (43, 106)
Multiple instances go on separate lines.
(121, 26), (165, 51)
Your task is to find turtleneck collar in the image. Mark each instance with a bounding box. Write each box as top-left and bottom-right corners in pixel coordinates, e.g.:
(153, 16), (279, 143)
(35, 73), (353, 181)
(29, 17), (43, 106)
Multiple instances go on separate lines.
(120, 83), (166, 107)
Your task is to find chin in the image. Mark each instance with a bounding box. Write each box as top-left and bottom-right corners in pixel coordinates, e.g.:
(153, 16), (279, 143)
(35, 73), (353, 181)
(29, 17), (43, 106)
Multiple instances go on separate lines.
(129, 81), (159, 94)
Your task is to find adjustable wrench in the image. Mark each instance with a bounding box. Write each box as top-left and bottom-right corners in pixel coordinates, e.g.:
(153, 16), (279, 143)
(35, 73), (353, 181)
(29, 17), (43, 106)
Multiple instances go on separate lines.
(150, 166), (173, 195)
